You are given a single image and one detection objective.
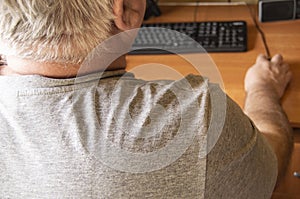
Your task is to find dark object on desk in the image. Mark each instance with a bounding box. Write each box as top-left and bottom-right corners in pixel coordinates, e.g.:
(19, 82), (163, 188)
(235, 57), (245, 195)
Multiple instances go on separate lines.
(294, 171), (300, 178)
(130, 21), (247, 55)
(258, 0), (300, 22)
(297, 0), (300, 18)
(144, 0), (161, 20)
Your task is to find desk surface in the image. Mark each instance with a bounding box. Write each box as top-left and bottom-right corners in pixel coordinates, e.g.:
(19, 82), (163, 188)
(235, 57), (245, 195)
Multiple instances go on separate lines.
(126, 5), (300, 127)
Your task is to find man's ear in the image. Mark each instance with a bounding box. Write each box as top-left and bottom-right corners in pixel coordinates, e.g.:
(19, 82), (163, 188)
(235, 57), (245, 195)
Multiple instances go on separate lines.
(113, 0), (146, 31)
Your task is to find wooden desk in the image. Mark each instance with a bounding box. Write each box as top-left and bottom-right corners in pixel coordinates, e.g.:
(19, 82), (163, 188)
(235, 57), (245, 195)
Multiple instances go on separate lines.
(126, 5), (300, 127)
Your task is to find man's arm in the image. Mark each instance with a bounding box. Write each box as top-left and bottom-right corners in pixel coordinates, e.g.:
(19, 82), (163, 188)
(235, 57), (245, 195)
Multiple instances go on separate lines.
(244, 54), (293, 181)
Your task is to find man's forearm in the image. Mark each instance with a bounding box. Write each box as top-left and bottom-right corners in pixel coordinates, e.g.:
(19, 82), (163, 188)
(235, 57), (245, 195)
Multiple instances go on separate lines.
(244, 89), (293, 181)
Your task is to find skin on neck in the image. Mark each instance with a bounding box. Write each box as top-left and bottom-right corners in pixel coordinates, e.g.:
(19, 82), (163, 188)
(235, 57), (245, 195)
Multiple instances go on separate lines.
(0, 0), (146, 78)
(0, 55), (127, 78)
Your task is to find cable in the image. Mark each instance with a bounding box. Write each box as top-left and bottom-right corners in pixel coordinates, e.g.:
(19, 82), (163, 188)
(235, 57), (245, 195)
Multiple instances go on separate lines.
(194, 0), (200, 22)
(246, 4), (271, 59)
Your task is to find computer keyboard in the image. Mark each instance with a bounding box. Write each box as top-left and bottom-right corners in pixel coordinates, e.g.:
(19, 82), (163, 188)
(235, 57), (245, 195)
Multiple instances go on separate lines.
(130, 21), (247, 55)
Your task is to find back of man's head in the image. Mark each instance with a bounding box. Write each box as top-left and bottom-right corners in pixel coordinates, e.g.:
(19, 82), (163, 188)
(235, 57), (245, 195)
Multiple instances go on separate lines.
(0, 0), (114, 64)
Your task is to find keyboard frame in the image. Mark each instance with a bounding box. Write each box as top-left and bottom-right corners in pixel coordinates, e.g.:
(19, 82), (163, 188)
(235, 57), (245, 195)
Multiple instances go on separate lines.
(129, 20), (248, 55)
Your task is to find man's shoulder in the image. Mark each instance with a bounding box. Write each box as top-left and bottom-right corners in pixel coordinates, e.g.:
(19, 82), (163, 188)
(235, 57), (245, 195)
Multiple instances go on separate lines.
(205, 93), (278, 199)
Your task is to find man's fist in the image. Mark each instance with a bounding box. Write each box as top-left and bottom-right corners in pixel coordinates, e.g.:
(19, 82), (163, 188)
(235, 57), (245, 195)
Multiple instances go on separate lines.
(245, 54), (292, 99)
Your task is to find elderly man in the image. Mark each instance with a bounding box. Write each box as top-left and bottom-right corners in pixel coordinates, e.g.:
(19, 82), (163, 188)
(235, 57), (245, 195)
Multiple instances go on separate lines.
(0, 0), (293, 198)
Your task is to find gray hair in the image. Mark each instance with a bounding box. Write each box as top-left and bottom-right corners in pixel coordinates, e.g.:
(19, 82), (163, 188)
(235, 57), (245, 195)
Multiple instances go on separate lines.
(0, 0), (115, 64)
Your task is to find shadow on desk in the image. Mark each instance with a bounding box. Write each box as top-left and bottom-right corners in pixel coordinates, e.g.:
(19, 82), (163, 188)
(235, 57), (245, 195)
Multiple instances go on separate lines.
(247, 24), (258, 51)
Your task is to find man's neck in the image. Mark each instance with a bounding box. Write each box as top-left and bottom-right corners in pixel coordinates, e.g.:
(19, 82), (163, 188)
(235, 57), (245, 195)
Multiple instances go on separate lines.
(0, 55), (127, 78)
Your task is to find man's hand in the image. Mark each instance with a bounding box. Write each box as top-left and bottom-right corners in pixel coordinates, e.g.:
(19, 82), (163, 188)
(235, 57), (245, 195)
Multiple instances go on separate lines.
(245, 54), (292, 99)
(244, 54), (293, 182)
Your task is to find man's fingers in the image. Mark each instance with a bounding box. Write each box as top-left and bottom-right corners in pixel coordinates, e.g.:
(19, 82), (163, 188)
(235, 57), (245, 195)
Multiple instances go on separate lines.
(286, 71), (293, 83)
(256, 54), (268, 63)
(282, 62), (290, 72)
(271, 54), (283, 64)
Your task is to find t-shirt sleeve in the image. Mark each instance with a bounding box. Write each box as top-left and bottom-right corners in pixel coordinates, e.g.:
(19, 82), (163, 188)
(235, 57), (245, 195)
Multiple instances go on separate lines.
(205, 86), (278, 199)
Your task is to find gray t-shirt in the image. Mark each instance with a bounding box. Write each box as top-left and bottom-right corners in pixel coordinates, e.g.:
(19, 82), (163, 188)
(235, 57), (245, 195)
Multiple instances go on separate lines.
(0, 70), (277, 199)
